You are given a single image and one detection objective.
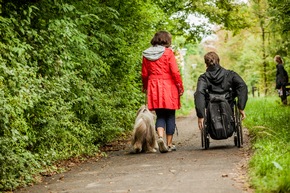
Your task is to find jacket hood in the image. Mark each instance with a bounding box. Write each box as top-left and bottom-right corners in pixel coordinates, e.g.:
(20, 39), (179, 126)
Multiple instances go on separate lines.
(205, 65), (226, 85)
(142, 45), (165, 61)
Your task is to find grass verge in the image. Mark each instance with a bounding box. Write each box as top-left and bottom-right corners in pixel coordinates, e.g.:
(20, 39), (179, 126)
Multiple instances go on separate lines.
(243, 96), (290, 193)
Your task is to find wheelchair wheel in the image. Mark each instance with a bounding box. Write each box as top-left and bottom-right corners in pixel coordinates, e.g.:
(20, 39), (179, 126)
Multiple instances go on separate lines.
(234, 103), (243, 148)
(234, 135), (238, 146)
(201, 128), (204, 148)
(201, 117), (210, 150)
(205, 134), (210, 149)
(201, 128), (210, 149)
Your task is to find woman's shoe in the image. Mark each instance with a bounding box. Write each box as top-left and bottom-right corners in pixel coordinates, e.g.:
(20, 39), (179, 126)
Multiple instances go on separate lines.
(168, 145), (176, 152)
(157, 137), (168, 153)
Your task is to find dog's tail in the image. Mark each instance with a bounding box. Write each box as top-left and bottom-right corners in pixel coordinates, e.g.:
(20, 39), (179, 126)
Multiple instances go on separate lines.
(133, 118), (147, 137)
(132, 118), (147, 153)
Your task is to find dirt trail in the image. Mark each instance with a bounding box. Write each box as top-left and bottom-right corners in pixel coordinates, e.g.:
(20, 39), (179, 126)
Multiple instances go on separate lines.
(16, 112), (253, 193)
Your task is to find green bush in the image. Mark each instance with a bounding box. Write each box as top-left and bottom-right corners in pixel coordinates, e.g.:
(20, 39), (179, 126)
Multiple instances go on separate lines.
(0, 0), (168, 190)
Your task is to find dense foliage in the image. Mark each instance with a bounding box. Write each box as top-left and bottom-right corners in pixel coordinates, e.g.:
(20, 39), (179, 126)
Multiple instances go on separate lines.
(244, 97), (290, 193)
(0, 0), (170, 190)
(245, 0), (290, 95)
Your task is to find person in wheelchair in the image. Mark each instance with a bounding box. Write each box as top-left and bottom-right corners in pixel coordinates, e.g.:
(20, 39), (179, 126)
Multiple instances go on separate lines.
(194, 51), (248, 131)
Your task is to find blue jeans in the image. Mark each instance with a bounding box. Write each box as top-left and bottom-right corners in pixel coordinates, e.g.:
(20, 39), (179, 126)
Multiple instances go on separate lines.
(155, 109), (176, 135)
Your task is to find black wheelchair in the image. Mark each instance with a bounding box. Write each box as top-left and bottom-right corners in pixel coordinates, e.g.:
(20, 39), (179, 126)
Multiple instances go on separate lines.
(201, 99), (243, 150)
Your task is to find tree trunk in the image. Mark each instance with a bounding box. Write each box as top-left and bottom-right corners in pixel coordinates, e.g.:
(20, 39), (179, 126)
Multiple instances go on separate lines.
(261, 23), (268, 96)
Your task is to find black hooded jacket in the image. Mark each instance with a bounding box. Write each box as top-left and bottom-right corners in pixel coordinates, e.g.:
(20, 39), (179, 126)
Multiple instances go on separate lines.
(275, 63), (289, 89)
(194, 65), (248, 118)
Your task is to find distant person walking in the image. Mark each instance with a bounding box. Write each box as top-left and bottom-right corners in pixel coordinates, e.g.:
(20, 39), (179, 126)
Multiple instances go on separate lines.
(274, 55), (289, 105)
(142, 31), (184, 153)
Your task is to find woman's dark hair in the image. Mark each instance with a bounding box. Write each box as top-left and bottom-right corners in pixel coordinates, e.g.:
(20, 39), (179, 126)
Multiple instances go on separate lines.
(204, 52), (220, 67)
(150, 31), (172, 48)
(274, 55), (283, 64)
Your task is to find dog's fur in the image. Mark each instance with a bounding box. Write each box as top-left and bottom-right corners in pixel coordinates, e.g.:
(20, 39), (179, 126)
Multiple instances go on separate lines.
(131, 105), (158, 153)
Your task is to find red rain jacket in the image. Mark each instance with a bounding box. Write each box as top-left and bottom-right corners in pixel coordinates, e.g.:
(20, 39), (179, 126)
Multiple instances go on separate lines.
(142, 48), (184, 110)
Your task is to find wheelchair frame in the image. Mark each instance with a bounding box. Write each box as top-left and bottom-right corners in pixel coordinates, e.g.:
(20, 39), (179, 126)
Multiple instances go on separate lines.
(201, 100), (243, 149)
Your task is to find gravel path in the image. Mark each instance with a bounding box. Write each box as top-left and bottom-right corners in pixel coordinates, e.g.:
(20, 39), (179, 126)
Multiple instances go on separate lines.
(16, 112), (253, 193)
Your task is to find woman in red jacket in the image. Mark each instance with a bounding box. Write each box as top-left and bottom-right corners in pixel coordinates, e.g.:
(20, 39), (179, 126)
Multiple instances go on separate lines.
(142, 31), (184, 153)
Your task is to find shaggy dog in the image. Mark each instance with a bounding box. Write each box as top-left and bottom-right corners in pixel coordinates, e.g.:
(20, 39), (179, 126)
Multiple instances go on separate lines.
(131, 105), (158, 153)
